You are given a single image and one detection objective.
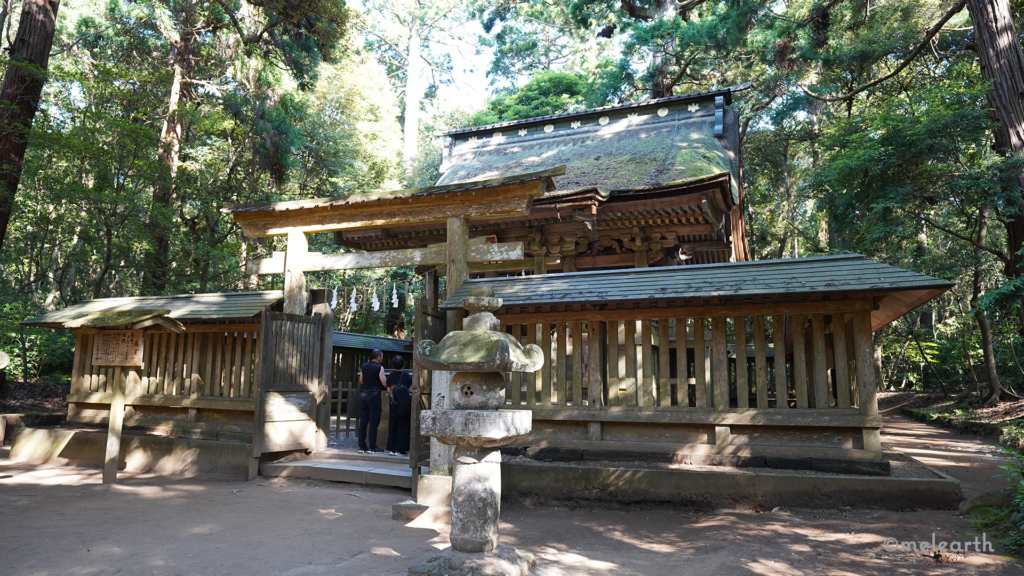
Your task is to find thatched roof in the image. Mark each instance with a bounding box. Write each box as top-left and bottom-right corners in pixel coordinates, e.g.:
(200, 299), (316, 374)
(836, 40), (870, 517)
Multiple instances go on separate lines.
(437, 84), (749, 202)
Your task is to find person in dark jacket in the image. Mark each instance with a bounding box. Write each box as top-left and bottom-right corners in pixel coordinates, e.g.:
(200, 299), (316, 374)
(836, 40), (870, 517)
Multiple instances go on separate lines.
(358, 349), (387, 453)
(386, 355), (413, 456)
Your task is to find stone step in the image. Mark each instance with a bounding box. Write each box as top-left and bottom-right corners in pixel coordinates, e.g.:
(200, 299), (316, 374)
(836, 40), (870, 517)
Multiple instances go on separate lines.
(262, 459), (426, 490)
(313, 447), (414, 465)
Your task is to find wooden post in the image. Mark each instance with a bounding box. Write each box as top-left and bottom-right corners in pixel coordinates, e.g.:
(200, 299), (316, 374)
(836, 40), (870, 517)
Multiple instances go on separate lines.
(634, 248), (648, 268)
(694, 318), (707, 407)
(311, 289), (334, 450)
(811, 314), (830, 409)
(283, 230), (308, 315)
(753, 316), (768, 408)
(587, 320), (603, 408)
(563, 254), (577, 273)
(854, 311), (881, 453)
(533, 252), (548, 275)
(834, 316), (852, 409)
(657, 319), (671, 407)
(712, 316), (729, 411)
(735, 317), (748, 408)
(425, 268), (439, 308)
(103, 368), (133, 484)
(446, 216), (468, 332)
(773, 315), (787, 408)
(792, 315), (809, 409)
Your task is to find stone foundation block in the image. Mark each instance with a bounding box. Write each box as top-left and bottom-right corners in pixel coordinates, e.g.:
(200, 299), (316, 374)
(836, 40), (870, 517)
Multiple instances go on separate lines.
(416, 474), (452, 507)
(810, 458), (891, 477)
(766, 457), (811, 470)
(526, 447), (582, 462)
(409, 546), (536, 576)
(690, 454), (767, 468)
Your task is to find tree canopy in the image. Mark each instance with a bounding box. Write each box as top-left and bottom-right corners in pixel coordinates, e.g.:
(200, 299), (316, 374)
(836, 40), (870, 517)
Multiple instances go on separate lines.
(0, 0), (1022, 406)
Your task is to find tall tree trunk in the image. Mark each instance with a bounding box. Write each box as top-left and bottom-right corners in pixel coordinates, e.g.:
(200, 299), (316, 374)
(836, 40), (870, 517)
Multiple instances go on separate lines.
(965, 0), (1024, 334)
(649, 0), (677, 99)
(143, 2), (198, 295)
(402, 22), (424, 182)
(143, 40), (188, 294)
(0, 0), (61, 254)
(971, 207), (1006, 404)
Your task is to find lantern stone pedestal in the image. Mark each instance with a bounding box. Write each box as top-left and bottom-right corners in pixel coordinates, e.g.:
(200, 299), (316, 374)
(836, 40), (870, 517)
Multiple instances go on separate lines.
(408, 287), (542, 576)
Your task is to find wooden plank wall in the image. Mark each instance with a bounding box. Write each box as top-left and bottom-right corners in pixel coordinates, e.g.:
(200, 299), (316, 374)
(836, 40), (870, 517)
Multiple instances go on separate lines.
(499, 304), (871, 414)
(70, 326), (261, 402)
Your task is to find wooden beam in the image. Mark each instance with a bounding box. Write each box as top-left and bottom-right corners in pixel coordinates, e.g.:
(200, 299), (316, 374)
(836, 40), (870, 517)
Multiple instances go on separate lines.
(523, 406), (880, 428)
(283, 230), (308, 315)
(230, 180), (547, 237)
(495, 299), (875, 324)
(247, 241), (525, 275)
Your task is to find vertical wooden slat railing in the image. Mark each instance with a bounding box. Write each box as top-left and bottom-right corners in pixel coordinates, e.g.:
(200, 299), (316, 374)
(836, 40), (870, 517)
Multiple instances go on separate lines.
(494, 304), (878, 419)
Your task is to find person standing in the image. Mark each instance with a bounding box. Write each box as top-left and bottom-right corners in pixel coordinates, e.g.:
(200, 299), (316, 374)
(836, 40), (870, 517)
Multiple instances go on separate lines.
(386, 356), (412, 456)
(358, 349), (387, 454)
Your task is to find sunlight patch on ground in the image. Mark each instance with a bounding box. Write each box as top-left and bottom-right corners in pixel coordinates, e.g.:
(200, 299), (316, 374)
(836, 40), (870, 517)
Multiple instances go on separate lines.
(532, 547), (619, 575)
(317, 508), (343, 519)
(745, 558), (806, 575)
(586, 525), (680, 553)
(0, 464), (101, 486)
(371, 546), (401, 556)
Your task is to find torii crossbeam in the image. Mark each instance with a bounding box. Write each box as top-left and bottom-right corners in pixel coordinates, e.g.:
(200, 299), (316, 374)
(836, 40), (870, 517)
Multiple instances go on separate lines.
(222, 167), (563, 315)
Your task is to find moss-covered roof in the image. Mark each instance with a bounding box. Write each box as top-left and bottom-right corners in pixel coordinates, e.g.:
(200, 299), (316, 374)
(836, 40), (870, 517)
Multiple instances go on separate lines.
(437, 88), (743, 201)
(22, 292), (283, 328)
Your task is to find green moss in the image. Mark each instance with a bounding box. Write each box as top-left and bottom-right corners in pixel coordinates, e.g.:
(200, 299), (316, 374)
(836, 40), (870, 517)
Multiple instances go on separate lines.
(966, 506), (1024, 558)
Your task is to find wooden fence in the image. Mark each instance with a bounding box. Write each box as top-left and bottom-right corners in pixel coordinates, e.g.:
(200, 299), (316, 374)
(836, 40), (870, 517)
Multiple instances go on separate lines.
(495, 299), (881, 460)
(66, 322), (262, 440)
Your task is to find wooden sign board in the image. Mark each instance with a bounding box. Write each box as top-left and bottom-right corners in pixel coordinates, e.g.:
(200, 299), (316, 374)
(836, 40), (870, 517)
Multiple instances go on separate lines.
(92, 330), (144, 366)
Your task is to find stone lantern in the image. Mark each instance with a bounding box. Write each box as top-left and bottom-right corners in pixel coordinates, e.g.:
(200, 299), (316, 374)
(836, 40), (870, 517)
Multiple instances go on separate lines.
(409, 286), (543, 576)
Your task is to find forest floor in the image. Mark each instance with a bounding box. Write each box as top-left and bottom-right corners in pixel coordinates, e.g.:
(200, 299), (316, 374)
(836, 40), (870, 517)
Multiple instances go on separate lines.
(0, 379), (68, 413)
(2, 399), (1024, 575)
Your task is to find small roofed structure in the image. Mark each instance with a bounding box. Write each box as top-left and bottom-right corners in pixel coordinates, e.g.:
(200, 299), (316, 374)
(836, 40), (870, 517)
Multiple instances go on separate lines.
(440, 255), (952, 467)
(16, 290), (419, 478)
(332, 330), (412, 380)
(17, 291), (287, 480)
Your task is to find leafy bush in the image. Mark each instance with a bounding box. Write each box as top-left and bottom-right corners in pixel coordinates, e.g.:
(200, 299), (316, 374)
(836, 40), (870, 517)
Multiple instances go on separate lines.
(1001, 424), (1024, 454)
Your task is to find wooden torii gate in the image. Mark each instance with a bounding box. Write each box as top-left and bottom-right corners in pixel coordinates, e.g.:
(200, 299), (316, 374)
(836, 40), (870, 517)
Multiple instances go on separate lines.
(223, 168), (561, 458)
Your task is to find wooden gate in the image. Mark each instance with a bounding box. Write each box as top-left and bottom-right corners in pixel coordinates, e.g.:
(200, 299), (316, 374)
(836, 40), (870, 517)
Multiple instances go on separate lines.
(409, 298), (445, 495)
(253, 310), (323, 459)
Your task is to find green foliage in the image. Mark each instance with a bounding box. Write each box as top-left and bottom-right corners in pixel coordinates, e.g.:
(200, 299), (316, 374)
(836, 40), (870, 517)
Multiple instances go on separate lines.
(1001, 424), (1024, 454)
(967, 506), (1024, 556)
(466, 70), (596, 125)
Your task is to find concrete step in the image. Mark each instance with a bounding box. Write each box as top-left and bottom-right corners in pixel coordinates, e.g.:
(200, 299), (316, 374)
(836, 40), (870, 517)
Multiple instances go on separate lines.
(262, 458), (426, 490)
(313, 447), (414, 465)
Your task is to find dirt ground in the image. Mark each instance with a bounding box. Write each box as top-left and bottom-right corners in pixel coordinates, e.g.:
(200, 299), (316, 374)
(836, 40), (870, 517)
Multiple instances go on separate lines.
(0, 380), (69, 414)
(2, 404), (1024, 575)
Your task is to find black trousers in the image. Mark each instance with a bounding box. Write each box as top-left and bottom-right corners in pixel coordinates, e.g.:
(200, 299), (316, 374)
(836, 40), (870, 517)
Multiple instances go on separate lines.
(358, 392), (382, 450)
(387, 408), (411, 454)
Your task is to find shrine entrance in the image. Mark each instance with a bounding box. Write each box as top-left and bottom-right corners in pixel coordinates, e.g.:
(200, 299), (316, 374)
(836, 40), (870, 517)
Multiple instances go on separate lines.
(222, 168), (559, 478)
